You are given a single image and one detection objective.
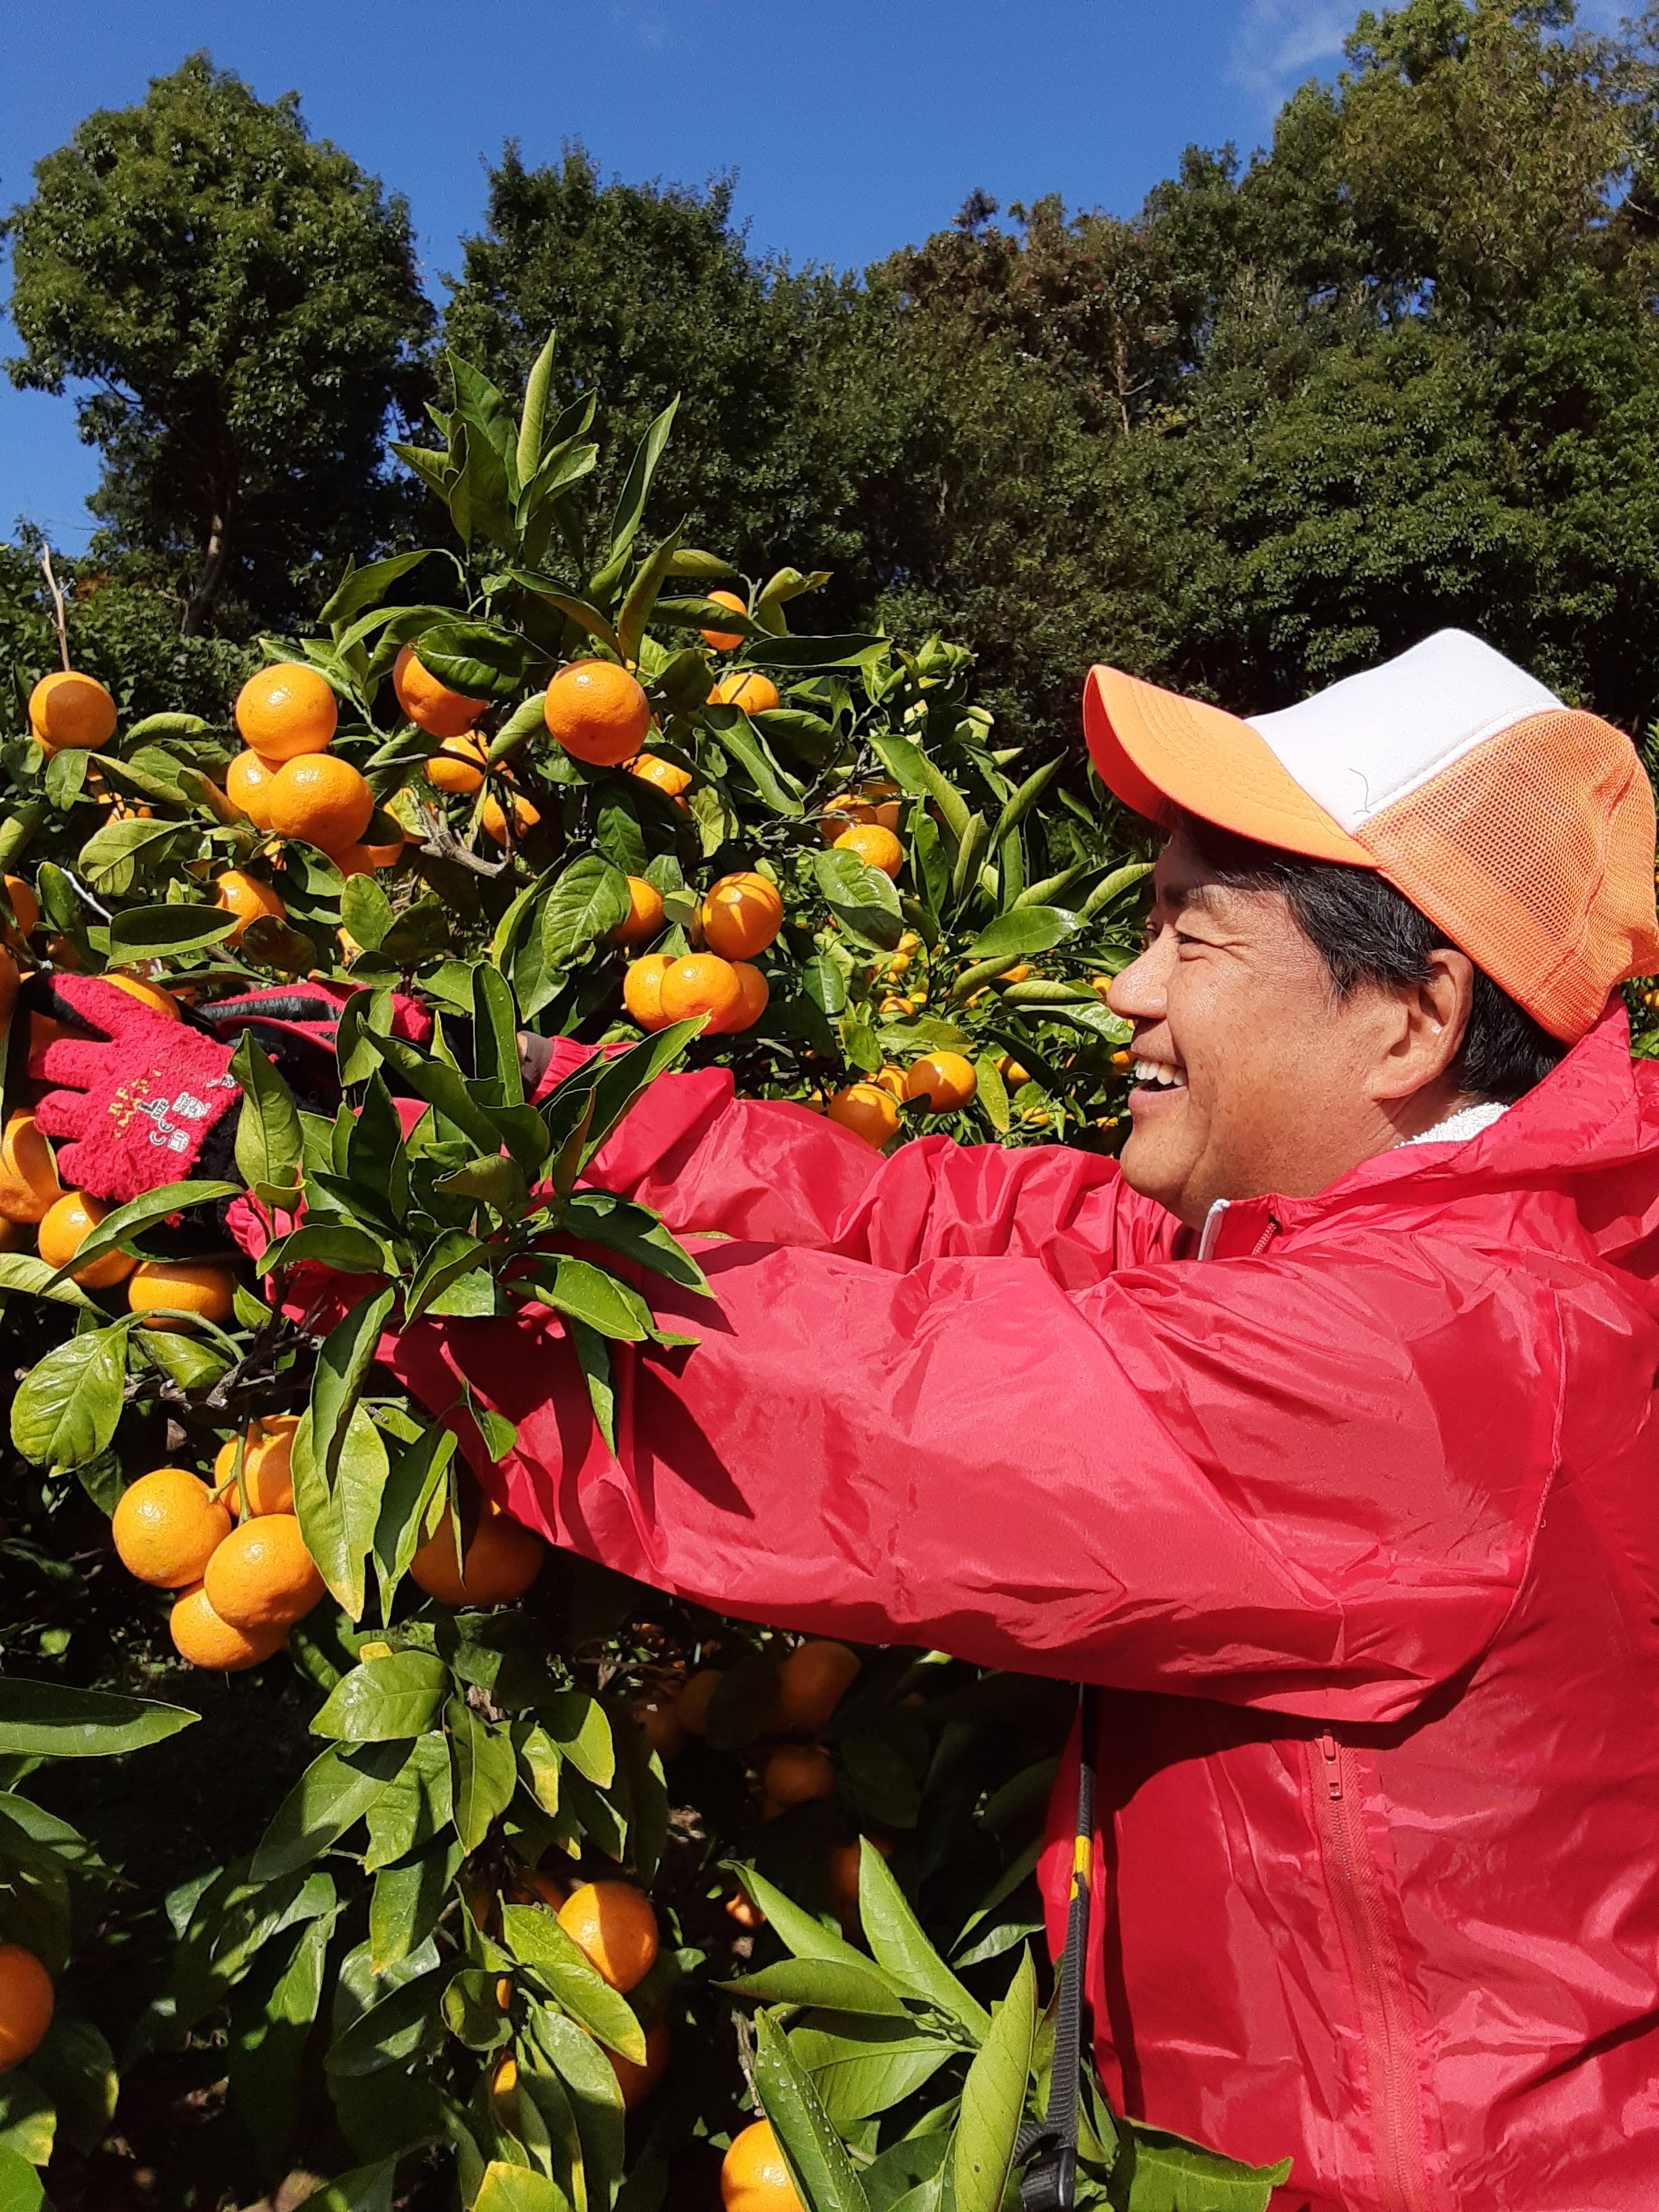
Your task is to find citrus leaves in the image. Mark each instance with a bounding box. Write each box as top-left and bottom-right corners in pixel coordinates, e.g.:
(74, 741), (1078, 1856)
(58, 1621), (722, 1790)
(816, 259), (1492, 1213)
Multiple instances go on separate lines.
(954, 1949), (1036, 2212)
(0, 1681), (197, 1759)
(11, 1324), (128, 1469)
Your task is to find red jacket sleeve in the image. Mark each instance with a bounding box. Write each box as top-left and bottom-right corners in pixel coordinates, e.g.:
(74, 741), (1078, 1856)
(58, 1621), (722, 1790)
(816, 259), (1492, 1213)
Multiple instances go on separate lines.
(380, 1088), (1556, 1727)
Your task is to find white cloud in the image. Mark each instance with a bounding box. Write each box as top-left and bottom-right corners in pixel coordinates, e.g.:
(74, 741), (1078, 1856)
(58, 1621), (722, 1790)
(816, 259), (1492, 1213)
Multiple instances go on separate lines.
(1229, 0), (1353, 111)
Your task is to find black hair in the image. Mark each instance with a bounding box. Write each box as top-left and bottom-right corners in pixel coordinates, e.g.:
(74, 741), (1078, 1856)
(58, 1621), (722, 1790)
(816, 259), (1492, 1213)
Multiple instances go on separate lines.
(1180, 817), (1569, 1105)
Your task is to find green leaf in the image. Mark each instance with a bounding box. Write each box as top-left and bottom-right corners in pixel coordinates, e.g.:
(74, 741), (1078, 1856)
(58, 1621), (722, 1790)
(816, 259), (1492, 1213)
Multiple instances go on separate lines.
(447, 1695), (518, 1852)
(724, 1961), (910, 2018)
(569, 1322), (617, 1455)
(987, 756), (1066, 853)
(737, 1868), (890, 1974)
(617, 523), (682, 668)
(708, 710), (804, 816)
(293, 2158), (400, 2212)
(39, 1179), (241, 1290)
(540, 855), (633, 970)
(562, 1192), (710, 1296)
(473, 2167), (572, 2212)
(533, 1692), (614, 1786)
(516, 329), (559, 485)
(252, 1742), (412, 1881)
(954, 1948), (1036, 2212)
(104, 903), (238, 960)
(312, 1654), (450, 1744)
(473, 962), (525, 1107)
(1113, 2123), (1293, 2211)
(76, 816), (183, 897)
(965, 908), (1078, 964)
(341, 874), (396, 954)
(369, 1837), (462, 1973)
(0, 2144), (44, 2211)
(309, 1286), (397, 1494)
(10, 1327), (127, 1469)
(323, 1963), (448, 2075)
(857, 1843), (989, 2036)
(523, 1256), (653, 1343)
(1081, 859), (1155, 918)
(321, 550), (445, 633)
(499, 1905), (646, 2062)
(415, 619), (535, 703)
(598, 398), (680, 584)
(0, 1680), (197, 1758)
(752, 2009), (872, 2212)
(0, 1254), (92, 1309)
(813, 848), (902, 952)
(787, 2018), (953, 2131)
(232, 1036), (303, 1198)
(743, 632), (884, 670)
(373, 1426), (457, 1616)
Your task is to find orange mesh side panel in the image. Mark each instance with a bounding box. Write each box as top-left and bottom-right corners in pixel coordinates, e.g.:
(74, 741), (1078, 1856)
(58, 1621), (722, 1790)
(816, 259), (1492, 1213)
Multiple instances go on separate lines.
(1357, 710), (1659, 1041)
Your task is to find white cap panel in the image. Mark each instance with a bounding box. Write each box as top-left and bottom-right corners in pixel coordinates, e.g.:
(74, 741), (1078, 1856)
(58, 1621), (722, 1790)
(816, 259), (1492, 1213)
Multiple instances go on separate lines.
(1245, 630), (1563, 833)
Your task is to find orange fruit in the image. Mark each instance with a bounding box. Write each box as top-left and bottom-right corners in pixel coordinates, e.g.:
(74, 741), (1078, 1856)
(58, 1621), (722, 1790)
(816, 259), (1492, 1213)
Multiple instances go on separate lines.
(37, 1191), (136, 1288)
(676, 1668), (721, 1735)
(327, 825), (407, 878)
(481, 790), (540, 844)
(0, 1111), (62, 1225)
(544, 661), (651, 766)
(213, 870), (286, 942)
(490, 2054), (519, 2113)
(714, 672), (781, 716)
(614, 876), (665, 947)
(104, 972), (181, 1021)
(776, 1641), (860, 1732)
(716, 962), (769, 1035)
(701, 872), (783, 960)
(0, 1946), (54, 2074)
(224, 750), (276, 830)
(127, 1259), (237, 1328)
(870, 1065), (907, 1102)
(827, 1084), (900, 1149)
(235, 663), (337, 762)
(203, 1513), (324, 1631)
(824, 789), (901, 838)
(834, 823), (903, 878)
(726, 1889), (766, 1929)
(611, 2015), (672, 2110)
(393, 643), (487, 739)
(506, 1864), (567, 1911)
(632, 1692), (687, 1761)
(3, 877), (39, 937)
(424, 731), (489, 795)
(722, 2120), (804, 2212)
(29, 670), (116, 752)
(627, 752), (692, 800)
(266, 754), (374, 850)
(214, 1416), (299, 1516)
(659, 954), (743, 1028)
(997, 1054), (1031, 1088)
(112, 1468), (232, 1588)
(826, 1835), (893, 1925)
(623, 954), (672, 1033)
(699, 589), (748, 651)
(409, 1492), (544, 1605)
(762, 1743), (836, 1810)
(169, 1582), (287, 1671)
(556, 1881), (658, 1992)
(905, 1051), (977, 1112)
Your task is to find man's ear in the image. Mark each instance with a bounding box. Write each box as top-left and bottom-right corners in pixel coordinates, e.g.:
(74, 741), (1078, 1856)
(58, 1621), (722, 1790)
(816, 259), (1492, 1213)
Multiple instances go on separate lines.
(1370, 947), (1475, 1103)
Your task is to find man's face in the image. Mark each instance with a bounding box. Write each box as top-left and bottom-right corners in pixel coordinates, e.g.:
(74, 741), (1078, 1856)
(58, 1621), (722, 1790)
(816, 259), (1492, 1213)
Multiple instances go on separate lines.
(1106, 825), (1411, 1226)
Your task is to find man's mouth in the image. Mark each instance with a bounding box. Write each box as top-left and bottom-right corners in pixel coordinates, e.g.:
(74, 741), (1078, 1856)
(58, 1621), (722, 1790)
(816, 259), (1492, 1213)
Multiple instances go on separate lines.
(1131, 1058), (1187, 1091)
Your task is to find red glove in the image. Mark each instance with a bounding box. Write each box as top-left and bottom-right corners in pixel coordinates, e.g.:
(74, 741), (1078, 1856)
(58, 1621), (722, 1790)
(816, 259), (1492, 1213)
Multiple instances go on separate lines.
(31, 977), (243, 1204)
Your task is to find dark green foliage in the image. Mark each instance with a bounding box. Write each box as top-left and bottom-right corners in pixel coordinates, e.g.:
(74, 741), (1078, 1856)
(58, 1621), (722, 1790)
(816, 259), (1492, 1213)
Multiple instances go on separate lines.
(3, 56), (433, 636)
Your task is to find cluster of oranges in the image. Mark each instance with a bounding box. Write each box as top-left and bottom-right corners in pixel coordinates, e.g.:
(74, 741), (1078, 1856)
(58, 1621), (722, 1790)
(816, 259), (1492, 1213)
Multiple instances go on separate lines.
(623, 869), (782, 1037)
(213, 662), (405, 938)
(0, 1087), (240, 1323)
(826, 1047), (979, 1151)
(110, 1420), (323, 1669)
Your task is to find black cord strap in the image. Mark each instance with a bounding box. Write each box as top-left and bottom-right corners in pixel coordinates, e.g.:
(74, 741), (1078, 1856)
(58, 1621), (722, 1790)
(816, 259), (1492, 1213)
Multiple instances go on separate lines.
(1018, 1682), (1099, 2212)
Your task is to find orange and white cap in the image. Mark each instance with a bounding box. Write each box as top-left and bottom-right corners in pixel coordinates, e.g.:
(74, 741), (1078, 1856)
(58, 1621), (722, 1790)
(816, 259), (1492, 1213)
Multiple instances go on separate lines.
(1084, 629), (1659, 1041)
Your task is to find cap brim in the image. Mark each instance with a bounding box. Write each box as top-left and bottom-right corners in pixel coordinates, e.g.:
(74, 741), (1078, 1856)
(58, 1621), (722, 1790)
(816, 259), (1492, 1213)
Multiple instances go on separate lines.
(1083, 665), (1376, 867)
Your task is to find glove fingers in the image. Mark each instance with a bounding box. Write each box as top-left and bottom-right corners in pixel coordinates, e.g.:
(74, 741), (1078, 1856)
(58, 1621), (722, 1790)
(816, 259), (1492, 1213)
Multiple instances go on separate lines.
(30, 1040), (110, 1092)
(32, 1092), (90, 1143)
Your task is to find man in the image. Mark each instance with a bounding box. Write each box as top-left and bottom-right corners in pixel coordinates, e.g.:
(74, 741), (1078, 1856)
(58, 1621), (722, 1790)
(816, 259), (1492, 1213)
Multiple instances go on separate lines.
(34, 630), (1659, 2209)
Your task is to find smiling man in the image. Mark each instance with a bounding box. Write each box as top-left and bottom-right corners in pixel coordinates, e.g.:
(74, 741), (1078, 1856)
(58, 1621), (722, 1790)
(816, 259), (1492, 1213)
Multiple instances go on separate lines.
(34, 630), (1659, 2209)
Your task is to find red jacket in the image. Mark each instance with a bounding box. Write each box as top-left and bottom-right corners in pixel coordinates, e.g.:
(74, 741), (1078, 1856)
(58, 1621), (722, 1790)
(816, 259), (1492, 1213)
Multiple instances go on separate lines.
(373, 1004), (1659, 2212)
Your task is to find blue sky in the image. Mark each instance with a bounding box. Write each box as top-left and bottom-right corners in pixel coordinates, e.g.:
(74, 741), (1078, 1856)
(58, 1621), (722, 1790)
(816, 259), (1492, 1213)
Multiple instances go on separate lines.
(0, 0), (1361, 552)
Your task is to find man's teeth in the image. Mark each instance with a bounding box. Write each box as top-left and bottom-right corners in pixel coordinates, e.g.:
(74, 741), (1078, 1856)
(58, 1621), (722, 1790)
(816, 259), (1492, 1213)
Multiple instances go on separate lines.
(1132, 1060), (1185, 1088)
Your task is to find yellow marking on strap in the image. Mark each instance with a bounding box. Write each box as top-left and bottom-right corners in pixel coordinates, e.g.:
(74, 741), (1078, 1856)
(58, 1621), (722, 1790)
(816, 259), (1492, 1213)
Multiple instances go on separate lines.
(1072, 1835), (1092, 1885)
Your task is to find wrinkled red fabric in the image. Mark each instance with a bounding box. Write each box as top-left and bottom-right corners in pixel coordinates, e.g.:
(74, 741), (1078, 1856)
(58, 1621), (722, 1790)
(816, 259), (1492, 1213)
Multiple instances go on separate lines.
(232, 1006), (1659, 2209)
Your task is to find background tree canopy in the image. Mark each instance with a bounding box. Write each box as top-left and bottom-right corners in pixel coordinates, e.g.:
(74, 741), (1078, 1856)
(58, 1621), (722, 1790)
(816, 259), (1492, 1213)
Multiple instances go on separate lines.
(9, 0), (1659, 741)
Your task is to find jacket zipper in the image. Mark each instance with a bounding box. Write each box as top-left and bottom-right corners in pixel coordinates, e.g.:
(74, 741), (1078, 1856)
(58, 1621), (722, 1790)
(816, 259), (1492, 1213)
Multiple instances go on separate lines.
(1310, 1734), (1435, 2212)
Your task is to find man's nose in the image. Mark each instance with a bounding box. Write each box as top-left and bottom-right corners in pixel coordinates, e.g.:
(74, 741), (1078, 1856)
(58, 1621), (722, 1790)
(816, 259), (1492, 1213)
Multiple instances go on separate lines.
(1107, 931), (1170, 1023)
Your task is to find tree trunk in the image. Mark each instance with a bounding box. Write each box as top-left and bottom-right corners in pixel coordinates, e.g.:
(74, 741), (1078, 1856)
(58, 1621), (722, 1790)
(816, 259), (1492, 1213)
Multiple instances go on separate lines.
(180, 503), (232, 636)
